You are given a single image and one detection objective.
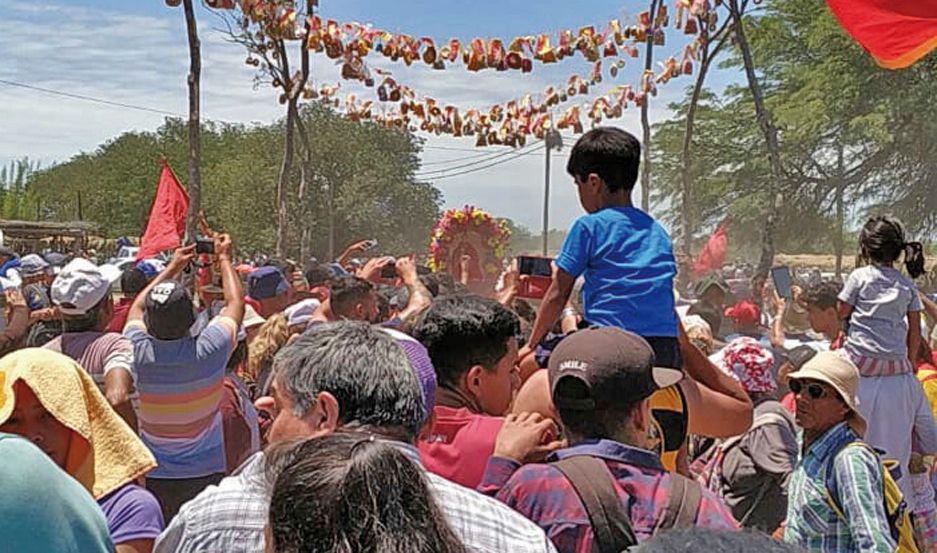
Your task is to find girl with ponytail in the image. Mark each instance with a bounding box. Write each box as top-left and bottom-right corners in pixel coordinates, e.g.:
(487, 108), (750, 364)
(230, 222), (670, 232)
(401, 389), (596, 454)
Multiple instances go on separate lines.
(843, 215), (927, 372)
(837, 216), (937, 522)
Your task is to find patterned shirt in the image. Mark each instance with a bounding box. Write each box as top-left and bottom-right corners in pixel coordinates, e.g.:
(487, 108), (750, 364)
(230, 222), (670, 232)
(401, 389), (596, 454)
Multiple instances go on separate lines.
(478, 439), (738, 552)
(783, 422), (896, 552)
(156, 444), (558, 553)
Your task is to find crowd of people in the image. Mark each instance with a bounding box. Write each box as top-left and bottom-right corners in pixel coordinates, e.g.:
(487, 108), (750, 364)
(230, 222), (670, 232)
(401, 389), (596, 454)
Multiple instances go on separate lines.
(1, 127), (936, 553)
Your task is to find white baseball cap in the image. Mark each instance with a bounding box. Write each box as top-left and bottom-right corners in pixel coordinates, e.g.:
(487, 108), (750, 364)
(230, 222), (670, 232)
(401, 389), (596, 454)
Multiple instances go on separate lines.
(51, 259), (121, 316)
(284, 298), (321, 328)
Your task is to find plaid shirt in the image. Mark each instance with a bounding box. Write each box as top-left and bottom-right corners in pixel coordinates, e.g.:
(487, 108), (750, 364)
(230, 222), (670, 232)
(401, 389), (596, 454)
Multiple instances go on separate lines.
(478, 439), (738, 552)
(156, 445), (557, 553)
(783, 422), (896, 552)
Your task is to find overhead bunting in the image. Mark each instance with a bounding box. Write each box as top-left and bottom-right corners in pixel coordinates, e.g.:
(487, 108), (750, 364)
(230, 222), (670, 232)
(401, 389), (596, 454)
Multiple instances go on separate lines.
(222, 0), (712, 147)
(231, 0), (709, 74)
(313, 37), (701, 147)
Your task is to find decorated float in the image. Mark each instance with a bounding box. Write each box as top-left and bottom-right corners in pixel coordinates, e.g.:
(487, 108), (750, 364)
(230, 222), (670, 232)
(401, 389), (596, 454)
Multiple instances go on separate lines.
(429, 206), (510, 292)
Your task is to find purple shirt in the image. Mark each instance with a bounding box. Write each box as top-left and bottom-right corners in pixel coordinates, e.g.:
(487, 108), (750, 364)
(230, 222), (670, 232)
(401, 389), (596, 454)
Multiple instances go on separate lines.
(478, 439), (737, 552)
(98, 484), (164, 544)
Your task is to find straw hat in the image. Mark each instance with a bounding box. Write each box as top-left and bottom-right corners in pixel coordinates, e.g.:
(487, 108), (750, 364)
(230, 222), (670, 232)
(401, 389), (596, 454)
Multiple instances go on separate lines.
(787, 351), (866, 437)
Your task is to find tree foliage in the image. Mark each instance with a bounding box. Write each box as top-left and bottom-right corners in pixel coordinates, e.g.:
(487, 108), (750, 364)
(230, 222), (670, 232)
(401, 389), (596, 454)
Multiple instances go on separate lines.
(26, 104), (441, 259)
(0, 158), (41, 220)
(651, 0), (937, 263)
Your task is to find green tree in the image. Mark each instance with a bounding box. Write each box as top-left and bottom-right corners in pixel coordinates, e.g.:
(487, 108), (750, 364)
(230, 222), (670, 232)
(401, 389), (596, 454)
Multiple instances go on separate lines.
(26, 107), (441, 259)
(0, 158), (41, 220)
(652, 0), (936, 265)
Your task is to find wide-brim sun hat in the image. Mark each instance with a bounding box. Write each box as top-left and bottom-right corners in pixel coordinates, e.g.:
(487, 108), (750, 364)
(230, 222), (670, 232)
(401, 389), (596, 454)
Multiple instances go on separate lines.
(787, 350), (867, 437)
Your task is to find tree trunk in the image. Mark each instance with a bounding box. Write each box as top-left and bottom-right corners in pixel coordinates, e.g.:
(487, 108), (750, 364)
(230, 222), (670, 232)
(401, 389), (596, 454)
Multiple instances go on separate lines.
(640, 0), (661, 213)
(294, 106), (314, 262)
(834, 144), (846, 278)
(729, 0), (784, 275)
(181, 0), (201, 244)
(273, 2), (315, 259)
(327, 179), (335, 260)
(275, 103), (295, 258)
(680, 22), (730, 260)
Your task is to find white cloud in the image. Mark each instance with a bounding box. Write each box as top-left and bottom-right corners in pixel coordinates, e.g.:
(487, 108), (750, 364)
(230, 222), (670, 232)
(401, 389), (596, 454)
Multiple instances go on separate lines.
(0, 0), (694, 232)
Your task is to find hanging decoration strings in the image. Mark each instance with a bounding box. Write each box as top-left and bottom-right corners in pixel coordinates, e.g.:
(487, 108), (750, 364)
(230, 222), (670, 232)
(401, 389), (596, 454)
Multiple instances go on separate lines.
(214, 0), (718, 146)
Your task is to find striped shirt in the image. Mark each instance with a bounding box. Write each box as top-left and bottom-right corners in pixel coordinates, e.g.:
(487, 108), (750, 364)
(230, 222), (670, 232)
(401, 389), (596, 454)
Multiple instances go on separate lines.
(126, 318), (236, 479)
(44, 331), (135, 391)
(784, 422), (895, 552)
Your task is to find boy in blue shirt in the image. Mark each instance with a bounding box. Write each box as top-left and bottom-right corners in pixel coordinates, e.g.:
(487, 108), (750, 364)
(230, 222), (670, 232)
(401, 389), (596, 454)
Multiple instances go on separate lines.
(524, 127), (681, 368)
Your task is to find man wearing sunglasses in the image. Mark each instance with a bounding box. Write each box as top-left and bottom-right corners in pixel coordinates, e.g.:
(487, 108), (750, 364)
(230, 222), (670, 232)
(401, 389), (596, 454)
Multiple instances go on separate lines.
(782, 351), (895, 552)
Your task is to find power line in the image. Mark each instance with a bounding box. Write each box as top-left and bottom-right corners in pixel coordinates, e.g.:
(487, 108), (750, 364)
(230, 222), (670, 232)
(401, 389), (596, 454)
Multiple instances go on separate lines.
(417, 143), (546, 182)
(421, 144), (498, 153)
(415, 140), (542, 177)
(0, 78), (182, 117)
(419, 148), (507, 166)
(0, 78), (572, 160)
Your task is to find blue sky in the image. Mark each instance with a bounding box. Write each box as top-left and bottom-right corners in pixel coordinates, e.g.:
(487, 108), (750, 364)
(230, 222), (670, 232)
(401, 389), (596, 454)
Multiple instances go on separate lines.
(0, 0), (738, 232)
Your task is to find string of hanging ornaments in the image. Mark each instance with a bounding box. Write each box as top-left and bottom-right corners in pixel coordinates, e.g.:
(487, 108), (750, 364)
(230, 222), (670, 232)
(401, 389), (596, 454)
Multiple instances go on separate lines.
(195, 0), (719, 146)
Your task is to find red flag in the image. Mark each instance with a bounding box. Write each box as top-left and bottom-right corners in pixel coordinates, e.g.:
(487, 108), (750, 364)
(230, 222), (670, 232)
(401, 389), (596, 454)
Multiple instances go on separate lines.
(137, 160), (189, 260)
(693, 219), (728, 277)
(825, 0), (937, 69)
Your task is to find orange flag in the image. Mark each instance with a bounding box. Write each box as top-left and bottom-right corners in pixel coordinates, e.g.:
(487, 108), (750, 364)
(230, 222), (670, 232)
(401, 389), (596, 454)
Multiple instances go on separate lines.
(825, 0), (937, 69)
(137, 160), (189, 260)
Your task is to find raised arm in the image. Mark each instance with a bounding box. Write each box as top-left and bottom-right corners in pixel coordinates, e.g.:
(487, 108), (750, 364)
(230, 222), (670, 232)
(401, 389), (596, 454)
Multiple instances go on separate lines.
(126, 245), (196, 328)
(395, 257), (432, 325)
(523, 269), (576, 356)
(215, 234), (245, 327)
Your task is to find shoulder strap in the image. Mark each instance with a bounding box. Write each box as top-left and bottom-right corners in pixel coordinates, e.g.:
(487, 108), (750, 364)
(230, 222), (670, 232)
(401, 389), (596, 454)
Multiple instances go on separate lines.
(552, 456), (636, 553)
(823, 440), (882, 518)
(737, 478), (773, 527)
(657, 474), (703, 531)
(720, 411), (791, 454)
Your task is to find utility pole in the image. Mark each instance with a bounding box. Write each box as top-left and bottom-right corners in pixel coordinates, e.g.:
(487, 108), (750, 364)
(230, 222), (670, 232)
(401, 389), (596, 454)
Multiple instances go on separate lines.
(542, 130), (563, 256)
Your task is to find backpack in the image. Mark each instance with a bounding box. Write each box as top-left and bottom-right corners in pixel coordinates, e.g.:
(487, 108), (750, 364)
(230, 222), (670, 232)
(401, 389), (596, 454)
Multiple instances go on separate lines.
(692, 410), (790, 526)
(551, 455), (701, 552)
(695, 410), (790, 490)
(823, 441), (919, 553)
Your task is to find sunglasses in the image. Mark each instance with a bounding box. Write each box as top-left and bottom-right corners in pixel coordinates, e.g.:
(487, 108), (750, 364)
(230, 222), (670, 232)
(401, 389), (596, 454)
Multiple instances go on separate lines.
(789, 379), (827, 400)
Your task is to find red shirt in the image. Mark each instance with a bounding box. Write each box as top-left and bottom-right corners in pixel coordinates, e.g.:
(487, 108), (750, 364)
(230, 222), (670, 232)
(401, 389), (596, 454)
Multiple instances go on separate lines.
(418, 405), (503, 489)
(106, 298), (135, 333)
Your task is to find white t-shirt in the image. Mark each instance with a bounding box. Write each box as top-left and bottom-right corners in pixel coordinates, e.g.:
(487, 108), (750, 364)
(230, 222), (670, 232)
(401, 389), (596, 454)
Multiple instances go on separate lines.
(839, 265), (922, 359)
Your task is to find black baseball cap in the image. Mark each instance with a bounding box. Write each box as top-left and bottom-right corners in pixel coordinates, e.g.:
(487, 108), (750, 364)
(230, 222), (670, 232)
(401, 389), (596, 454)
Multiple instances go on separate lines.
(548, 327), (684, 411)
(144, 280), (196, 339)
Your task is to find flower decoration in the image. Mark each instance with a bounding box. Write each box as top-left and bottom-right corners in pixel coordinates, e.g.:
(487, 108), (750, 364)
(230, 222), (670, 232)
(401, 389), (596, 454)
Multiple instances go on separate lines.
(428, 206), (510, 277)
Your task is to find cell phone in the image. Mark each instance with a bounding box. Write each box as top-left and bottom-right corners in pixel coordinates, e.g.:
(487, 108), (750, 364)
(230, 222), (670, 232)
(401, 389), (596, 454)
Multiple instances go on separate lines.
(517, 256), (554, 277)
(195, 237), (215, 255)
(362, 240), (378, 252)
(771, 266), (793, 301)
(380, 260), (397, 279)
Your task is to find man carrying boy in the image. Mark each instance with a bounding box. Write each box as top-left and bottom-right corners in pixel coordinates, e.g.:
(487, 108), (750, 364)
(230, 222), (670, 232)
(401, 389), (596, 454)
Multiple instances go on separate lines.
(524, 127), (680, 368)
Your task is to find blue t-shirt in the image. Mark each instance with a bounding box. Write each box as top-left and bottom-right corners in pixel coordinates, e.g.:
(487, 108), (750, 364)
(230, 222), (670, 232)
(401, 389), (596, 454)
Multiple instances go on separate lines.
(556, 206), (678, 337)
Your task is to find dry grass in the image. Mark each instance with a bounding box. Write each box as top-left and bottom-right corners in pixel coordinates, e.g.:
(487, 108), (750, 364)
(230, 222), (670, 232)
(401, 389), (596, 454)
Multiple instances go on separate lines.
(775, 253), (937, 272)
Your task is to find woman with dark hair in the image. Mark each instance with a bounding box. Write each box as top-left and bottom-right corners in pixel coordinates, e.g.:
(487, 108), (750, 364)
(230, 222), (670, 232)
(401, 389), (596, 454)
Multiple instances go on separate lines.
(268, 432), (466, 553)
